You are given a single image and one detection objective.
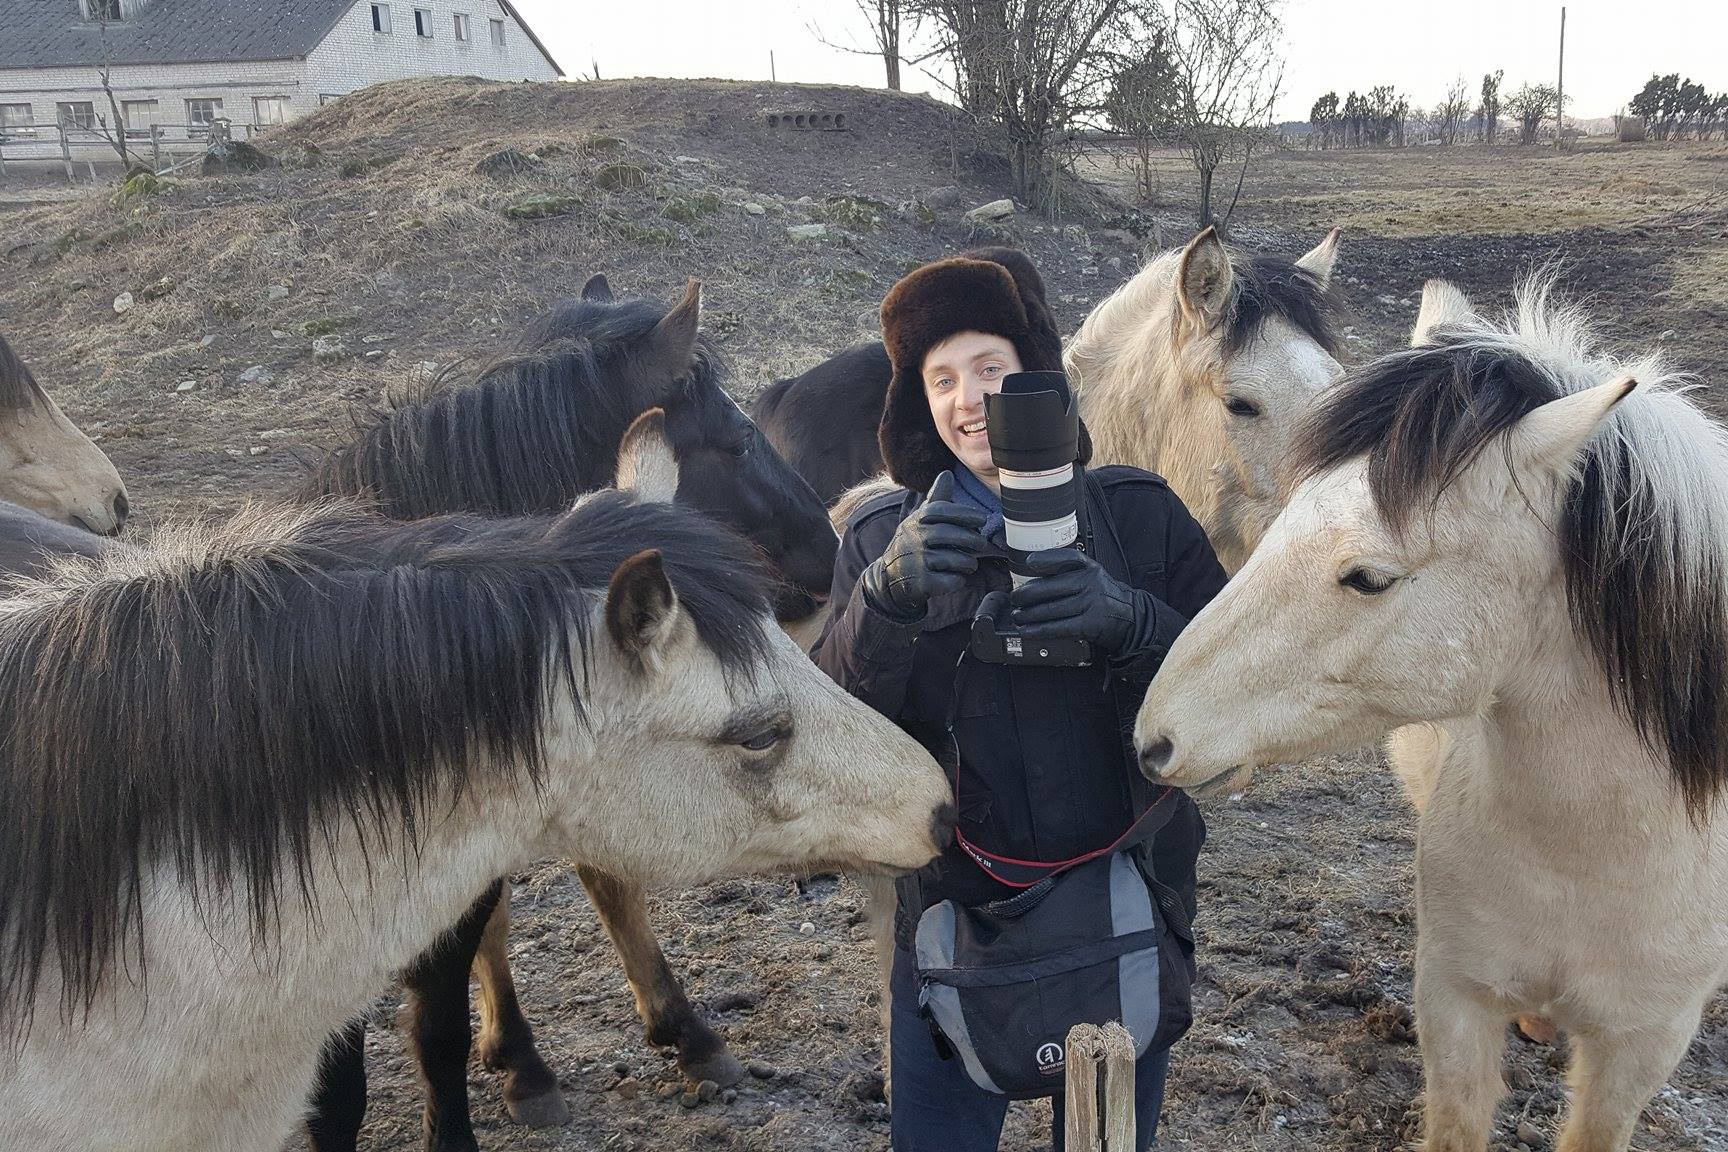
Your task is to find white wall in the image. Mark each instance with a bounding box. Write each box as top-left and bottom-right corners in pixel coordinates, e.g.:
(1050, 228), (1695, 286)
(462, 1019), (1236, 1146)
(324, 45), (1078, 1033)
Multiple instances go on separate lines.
(0, 0), (558, 162)
(304, 0), (559, 94)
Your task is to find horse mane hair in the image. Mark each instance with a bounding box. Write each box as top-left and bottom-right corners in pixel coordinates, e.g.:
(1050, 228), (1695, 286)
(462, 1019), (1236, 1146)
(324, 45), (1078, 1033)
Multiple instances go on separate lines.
(1222, 254), (1343, 359)
(300, 296), (727, 518)
(1287, 273), (1728, 819)
(0, 492), (771, 1037)
(0, 333), (49, 413)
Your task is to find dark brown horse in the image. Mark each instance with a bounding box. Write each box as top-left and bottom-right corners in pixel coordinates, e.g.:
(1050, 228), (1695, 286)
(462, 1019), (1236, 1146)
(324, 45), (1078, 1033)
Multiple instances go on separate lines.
(300, 275), (837, 1152)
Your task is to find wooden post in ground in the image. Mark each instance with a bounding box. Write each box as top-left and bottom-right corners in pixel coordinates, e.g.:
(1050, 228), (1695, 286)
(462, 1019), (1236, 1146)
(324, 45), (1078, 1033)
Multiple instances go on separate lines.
(1098, 1022), (1137, 1152)
(59, 123), (73, 182)
(150, 124), (161, 170)
(0, 137), (7, 183)
(1065, 1021), (1137, 1150)
(1064, 1023), (1103, 1152)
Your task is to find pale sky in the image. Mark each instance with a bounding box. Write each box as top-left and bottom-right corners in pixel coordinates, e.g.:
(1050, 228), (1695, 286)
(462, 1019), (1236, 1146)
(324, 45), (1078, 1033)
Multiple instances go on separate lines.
(509, 0), (1725, 122)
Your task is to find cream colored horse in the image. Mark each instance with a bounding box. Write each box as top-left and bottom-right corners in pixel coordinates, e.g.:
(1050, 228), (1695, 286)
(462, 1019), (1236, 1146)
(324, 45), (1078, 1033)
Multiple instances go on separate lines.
(0, 335), (127, 534)
(1136, 277), (1728, 1152)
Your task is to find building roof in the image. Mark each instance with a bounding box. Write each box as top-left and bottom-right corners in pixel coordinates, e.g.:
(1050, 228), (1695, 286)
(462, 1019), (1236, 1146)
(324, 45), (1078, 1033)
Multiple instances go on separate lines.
(0, 0), (562, 75)
(0, 0), (357, 69)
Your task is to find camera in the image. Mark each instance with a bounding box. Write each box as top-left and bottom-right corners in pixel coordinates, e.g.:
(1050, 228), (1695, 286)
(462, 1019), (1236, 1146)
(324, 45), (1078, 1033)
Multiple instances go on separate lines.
(969, 370), (1091, 667)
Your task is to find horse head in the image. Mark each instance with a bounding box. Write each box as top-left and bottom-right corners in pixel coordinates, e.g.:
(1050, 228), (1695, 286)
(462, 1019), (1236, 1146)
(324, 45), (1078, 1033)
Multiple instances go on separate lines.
(0, 335), (128, 536)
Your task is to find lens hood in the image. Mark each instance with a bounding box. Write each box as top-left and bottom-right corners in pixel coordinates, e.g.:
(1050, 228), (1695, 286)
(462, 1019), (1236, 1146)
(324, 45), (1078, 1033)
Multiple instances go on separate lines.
(983, 371), (1079, 473)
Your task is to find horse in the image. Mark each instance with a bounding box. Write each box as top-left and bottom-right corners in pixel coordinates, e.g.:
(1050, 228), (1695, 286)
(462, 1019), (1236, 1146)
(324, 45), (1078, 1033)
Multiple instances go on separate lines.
(1134, 276), (1728, 1152)
(0, 490), (952, 1152)
(757, 228), (1345, 575)
(0, 334), (129, 535)
(299, 274), (839, 1150)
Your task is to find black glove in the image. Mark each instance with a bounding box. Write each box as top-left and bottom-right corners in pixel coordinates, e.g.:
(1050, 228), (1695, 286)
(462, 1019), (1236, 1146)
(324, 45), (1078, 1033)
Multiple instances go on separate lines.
(1008, 548), (1142, 656)
(860, 472), (991, 621)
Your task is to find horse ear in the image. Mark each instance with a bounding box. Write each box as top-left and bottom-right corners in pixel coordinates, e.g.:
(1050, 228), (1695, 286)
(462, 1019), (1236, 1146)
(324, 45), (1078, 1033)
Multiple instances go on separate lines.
(641, 279), (703, 384)
(1177, 226), (1232, 328)
(1411, 280), (1475, 347)
(1294, 227), (1341, 289)
(615, 407), (680, 503)
(605, 549), (682, 667)
(1506, 375), (1636, 476)
(582, 273), (613, 302)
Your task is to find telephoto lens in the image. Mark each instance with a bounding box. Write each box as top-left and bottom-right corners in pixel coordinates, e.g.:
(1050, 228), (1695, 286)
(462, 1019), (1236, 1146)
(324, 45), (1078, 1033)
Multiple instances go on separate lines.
(983, 370), (1082, 586)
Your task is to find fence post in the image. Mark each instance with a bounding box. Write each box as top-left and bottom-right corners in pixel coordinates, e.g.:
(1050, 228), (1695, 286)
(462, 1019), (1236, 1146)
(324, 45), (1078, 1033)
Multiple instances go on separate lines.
(1064, 1024), (1102, 1152)
(0, 137), (7, 183)
(1064, 1021), (1137, 1151)
(59, 123), (74, 182)
(150, 124), (161, 170)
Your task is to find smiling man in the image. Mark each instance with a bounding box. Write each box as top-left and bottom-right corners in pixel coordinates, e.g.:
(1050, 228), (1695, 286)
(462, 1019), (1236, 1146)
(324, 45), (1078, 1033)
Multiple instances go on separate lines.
(813, 250), (1229, 1151)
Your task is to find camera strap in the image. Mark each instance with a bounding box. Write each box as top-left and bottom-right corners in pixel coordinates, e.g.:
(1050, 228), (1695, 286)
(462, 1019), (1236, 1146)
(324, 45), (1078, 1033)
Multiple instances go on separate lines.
(952, 784), (1176, 889)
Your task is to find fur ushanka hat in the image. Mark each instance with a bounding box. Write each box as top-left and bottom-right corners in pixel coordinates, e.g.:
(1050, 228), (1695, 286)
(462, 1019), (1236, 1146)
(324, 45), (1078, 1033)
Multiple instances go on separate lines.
(877, 247), (1088, 492)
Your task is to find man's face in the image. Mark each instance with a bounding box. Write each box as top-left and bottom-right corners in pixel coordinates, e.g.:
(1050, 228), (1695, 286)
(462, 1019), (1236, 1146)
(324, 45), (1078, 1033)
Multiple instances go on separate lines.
(922, 330), (1023, 486)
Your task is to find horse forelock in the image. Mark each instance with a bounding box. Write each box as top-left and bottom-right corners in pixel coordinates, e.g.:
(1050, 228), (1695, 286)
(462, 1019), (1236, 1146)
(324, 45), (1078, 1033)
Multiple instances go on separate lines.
(1222, 255), (1343, 360)
(0, 493), (772, 1039)
(1287, 276), (1728, 818)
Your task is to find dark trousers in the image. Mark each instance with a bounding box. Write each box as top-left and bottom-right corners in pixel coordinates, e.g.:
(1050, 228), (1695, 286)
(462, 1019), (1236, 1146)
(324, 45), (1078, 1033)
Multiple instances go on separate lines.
(888, 948), (1169, 1152)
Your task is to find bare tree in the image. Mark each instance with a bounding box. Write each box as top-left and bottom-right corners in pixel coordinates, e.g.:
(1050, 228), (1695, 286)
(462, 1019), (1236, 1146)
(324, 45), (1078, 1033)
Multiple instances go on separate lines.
(912, 0), (1151, 211)
(1164, 0), (1284, 230)
(1434, 75), (1470, 144)
(90, 10), (132, 169)
(1477, 69), (1503, 144)
(1507, 82), (1560, 145)
(1104, 31), (1180, 199)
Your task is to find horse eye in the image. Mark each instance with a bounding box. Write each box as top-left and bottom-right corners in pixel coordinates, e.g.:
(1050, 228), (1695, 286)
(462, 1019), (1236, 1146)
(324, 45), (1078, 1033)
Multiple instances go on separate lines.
(1339, 568), (1395, 596)
(738, 724), (786, 752)
(1224, 396), (1261, 418)
(728, 438), (753, 458)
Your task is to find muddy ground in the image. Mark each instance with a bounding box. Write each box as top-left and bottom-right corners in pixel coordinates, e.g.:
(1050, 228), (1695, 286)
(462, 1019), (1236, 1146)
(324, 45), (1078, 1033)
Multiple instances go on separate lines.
(1, 79), (1724, 1151)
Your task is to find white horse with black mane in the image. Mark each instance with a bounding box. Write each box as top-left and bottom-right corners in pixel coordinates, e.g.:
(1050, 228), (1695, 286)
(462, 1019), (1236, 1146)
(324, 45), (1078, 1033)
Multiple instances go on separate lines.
(1136, 276), (1728, 1152)
(0, 488), (951, 1152)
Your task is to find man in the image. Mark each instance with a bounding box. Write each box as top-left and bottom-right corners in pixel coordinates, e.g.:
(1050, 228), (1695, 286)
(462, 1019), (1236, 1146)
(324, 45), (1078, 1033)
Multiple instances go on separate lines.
(813, 251), (1227, 1151)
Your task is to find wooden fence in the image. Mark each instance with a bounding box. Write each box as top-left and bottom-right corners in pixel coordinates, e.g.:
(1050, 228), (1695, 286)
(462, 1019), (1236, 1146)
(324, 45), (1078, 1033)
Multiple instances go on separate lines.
(0, 117), (261, 182)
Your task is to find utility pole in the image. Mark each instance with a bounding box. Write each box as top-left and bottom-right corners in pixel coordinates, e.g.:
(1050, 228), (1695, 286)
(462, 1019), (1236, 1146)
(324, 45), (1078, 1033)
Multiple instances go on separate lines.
(1556, 6), (1566, 150)
(770, 51), (777, 83)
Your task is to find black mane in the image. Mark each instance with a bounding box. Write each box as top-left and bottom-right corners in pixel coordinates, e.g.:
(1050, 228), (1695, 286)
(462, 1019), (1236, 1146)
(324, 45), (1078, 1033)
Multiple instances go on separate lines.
(301, 297), (726, 519)
(0, 334), (48, 413)
(1288, 331), (1728, 819)
(1222, 254), (1343, 359)
(0, 493), (770, 1035)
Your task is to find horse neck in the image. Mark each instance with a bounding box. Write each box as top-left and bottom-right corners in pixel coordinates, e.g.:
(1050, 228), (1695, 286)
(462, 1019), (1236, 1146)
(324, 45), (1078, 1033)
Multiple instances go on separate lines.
(1462, 596), (1711, 851)
(1074, 330), (1224, 542)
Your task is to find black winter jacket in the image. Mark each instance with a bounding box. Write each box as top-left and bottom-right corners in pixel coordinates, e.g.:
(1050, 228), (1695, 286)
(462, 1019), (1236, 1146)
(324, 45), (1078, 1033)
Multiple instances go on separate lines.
(812, 465), (1228, 940)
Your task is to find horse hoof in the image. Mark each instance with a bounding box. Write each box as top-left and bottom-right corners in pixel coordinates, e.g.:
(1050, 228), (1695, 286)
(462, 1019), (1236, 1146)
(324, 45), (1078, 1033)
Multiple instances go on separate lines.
(1516, 1014), (1559, 1045)
(505, 1089), (572, 1129)
(681, 1049), (746, 1090)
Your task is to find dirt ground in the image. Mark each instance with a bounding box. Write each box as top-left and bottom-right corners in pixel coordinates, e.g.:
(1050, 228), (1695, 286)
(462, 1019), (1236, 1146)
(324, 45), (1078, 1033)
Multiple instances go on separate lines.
(1, 79), (1724, 1152)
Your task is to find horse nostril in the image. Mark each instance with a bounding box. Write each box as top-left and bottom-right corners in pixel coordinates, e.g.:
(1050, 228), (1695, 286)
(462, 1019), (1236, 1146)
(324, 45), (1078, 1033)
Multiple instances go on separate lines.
(111, 492), (129, 531)
(1140, 735), (1174, 777)
(930, 803), (958, 851)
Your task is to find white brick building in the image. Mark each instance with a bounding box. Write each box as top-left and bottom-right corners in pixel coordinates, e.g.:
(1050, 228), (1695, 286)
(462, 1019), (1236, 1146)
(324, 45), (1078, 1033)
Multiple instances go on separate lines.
(0, 0), (561, 161)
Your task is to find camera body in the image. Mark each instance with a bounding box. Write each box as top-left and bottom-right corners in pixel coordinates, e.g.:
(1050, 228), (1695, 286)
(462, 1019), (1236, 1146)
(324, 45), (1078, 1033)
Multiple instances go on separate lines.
(970, 370), (1091, 667)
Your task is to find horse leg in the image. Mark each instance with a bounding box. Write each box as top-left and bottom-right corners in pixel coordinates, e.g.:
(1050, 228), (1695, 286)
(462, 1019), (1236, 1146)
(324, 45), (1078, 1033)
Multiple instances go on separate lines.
(472, 880), (572, 1128)
(304, 1019), (368, 1152)
(1555, 1012), (1701, 1152)
(576, 863), (745, 1088)
(861, 872), (898, 1100)
(1414, 969), (1505, 1152)
(400, 882), (500, 1152)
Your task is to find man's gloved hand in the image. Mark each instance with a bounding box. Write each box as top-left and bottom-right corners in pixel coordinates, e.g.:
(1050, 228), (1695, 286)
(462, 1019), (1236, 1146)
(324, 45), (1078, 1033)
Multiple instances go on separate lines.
(860, 471), (991, 621)
(1008, 548), (1141, 656)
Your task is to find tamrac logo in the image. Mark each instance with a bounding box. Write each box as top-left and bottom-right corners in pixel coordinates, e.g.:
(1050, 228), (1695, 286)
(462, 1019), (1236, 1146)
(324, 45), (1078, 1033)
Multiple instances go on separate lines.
(1035, 1041), (1064, 1075)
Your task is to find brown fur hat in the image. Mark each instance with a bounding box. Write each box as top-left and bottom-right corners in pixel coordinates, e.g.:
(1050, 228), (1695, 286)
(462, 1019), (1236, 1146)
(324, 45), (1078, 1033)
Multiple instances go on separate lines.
(877, 249), (1084, 492)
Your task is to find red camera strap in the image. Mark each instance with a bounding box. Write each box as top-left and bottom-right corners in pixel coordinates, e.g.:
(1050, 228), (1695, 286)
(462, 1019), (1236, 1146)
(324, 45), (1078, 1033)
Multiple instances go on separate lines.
(952, 782), (1175, 889)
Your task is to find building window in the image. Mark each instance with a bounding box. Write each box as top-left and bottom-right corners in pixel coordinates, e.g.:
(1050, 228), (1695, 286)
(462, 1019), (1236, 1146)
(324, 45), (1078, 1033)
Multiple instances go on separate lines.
(57, 101), (96, 131)
(453, 12), (470, 42)
(186, 97), (222, 135)
(370, 2), (391, 33)
(253, 96), (289, 127)
(83, 0), (122, 20)
(489, 17), (505, 48)
(0, 103), (35, 138)
(318, 92), (344, 106)
(121, 99), (157, 138)
(414, 7), (432, 37)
